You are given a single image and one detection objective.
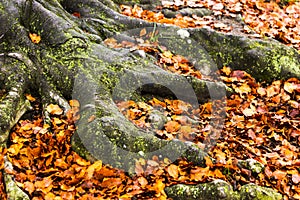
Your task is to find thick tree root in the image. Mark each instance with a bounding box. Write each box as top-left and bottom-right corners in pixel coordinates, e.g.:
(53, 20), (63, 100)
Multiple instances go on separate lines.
(72, 77), (211, 173)
(0, 54), (32, 147)
(165, 180), (282, 200)
(0, 0), (298, 199)
(0, 85), (31, 146)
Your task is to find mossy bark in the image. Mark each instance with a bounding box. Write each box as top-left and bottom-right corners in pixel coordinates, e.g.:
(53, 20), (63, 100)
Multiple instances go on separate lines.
(0, 0), (298, 199)
(165, 180), (282, 200)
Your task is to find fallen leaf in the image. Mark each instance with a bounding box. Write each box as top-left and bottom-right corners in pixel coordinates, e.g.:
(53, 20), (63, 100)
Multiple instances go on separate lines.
(167, 164), (179, 179)
(25, 94), (36, 102)
(165, 121), (181, 132)
(29, 33), (41, 44)
(46, 104), (63, 115)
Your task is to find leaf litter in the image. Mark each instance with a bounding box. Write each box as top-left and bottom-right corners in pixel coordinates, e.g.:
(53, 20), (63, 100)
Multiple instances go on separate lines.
(0, 0), (300, 199)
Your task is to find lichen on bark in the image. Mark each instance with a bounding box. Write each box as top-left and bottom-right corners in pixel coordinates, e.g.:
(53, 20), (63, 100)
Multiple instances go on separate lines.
(165, 180), (282, 200)
(0, 0), (299, 199)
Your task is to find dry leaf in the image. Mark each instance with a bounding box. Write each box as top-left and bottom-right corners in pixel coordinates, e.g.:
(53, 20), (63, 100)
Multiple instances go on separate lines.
(29, 33), (41, 44)
(46, 104), (63, 115)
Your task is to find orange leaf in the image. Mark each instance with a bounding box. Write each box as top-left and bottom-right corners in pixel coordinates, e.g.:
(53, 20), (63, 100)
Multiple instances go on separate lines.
(101, 178), (122, 187)
(34, 177), (53, 189)
(272, 170), (287, 180)
(69, 99), (80, 107)
(25, 94), (36, 102)
(29, 33), (41, 44)
(24, 181), (35, 195)
(88, 115), (96, 122)
(75, 154), (90, 166)
(190, 166), (209, 181)
(86, 160), (102, 179)
(165, 121), (180, 133)
(45, 193), (56, 200)
(204, 156), (213, 167)
(137, 176), (148, 187)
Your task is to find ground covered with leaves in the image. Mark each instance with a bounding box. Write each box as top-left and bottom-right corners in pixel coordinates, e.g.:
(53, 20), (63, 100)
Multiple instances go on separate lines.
(0, 0), (300, 199)
(0, 66), (299, 199)
(121, 0), (300, 50)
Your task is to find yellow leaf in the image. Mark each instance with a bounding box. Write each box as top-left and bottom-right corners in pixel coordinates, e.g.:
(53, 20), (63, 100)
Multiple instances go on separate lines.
(29, 33), (41, 44)
(162, 51), (173, 58)
(167, 164), (178, 178)
(69, 99), (80, 107)
(284, 82), (297, 93)
(45, 192), (56, 200)
(46, 104), (63, 115)
(234, 83), (251, 94)
(86, 160), (102, 179)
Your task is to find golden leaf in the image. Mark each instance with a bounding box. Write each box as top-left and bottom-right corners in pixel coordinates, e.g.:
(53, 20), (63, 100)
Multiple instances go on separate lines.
(25, 94), (36, 102)
(69, 99), (80, 107)
(167, 164), (178, 179)
(46, 104), (63, 115)
(86, 160), (102, 179)
(29, 33), (41, 44)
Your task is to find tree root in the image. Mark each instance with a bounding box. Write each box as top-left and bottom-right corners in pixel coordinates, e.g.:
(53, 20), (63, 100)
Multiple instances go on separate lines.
(0, 0), (298, 198)
(165, 180), (282, 200)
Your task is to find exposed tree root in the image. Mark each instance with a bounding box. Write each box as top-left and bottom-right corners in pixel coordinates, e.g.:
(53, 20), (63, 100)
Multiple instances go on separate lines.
(0, 0), (298, 199)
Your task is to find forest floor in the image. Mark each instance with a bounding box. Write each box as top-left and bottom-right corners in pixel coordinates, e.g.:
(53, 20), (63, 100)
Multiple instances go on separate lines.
(0, 0), (300, 199)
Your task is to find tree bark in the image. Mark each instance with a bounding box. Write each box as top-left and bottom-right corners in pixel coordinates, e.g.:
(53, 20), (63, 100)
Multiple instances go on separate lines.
(0, 0), (298, 199)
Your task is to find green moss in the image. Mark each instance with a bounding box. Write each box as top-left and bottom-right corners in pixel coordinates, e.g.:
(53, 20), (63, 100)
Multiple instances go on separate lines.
(239, 184), (282, 200)
(133, 136), (149, 152)
(112, 0), (141, 5)
(165, 181), (282, 200)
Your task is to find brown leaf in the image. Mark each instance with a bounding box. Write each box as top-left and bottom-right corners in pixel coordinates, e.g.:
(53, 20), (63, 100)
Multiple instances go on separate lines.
(140, 28), (147, 36)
